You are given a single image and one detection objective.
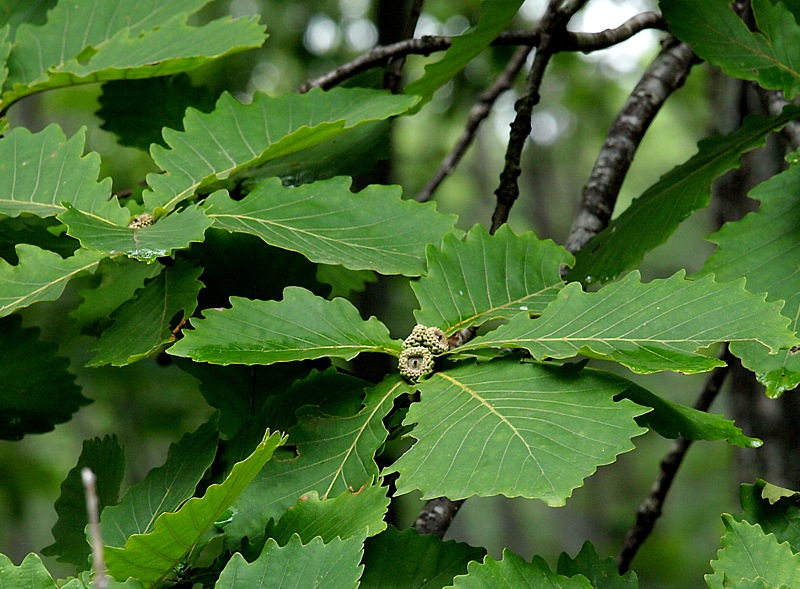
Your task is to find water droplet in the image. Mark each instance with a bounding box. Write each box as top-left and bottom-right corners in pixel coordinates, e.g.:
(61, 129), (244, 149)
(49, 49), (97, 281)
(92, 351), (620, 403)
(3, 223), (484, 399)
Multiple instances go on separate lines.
(458, 290), (464, 295)
(585, 276), (593, 284)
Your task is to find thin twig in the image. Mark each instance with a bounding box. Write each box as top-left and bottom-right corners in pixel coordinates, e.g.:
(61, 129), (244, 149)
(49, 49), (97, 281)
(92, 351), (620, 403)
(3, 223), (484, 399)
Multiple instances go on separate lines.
(384, 0), (426, 93)
(417, 45), (533, 202)
(564, 37), (697, 254)
(616, 347), (734, 573)
(491, 0), (589, 234)
(83, 468), (109, 589)
(297, 13), (666, 94)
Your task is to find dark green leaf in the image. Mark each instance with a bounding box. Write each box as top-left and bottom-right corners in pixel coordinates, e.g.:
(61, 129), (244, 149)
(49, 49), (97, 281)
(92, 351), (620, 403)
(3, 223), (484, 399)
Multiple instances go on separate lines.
(451, 550), (591, 588)
(0, 553), (58, 588)
(361, 526), (487, 589)
(458, 271), (799, 375)
(738, 480), (800, 553)
(0, 215), (80, 264)
(88, 260), (203, 366)
(204, 176), (459, 277)
(0, 1), (53, 33)
(0, 315), (90, 439)
(169, 287), (401, 365)
(569, 105), (800, 285)
(41, 436), (126, 568)
(557, 542), (639, 588)
(412, 224), (572, 334)
(390, 360), (647, 505)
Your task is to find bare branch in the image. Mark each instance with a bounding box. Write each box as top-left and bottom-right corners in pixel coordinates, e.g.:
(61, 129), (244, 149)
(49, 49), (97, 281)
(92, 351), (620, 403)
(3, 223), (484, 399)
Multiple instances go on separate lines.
(384, 0), (426, 93)
(564, 37), (697, 254)
(83, 468), (109, 589)
(616, 347), (733, 574)
(417, 45), (533, 202)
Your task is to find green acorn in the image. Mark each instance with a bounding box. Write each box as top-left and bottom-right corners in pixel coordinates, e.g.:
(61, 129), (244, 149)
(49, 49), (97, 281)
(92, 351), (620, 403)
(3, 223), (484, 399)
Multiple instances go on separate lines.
(398, 345), (434, 383)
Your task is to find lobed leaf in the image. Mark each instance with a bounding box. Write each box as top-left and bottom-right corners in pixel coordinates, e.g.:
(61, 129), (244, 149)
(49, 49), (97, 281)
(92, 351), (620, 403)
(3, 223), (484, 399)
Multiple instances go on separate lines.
(458, 271), (799, 375)
(738, 479), (800, 553)
(661, 0), (800, 98)
(88, 260), (203, 366)
(569, 105), (800, 285)
(0, 25), (9, 93)
(701, 164), (800, 397)
(557, 541), (639, 588)
(451, 550), (591, 588)
(0, 126), (124, 223)
(412, 224), (572, 334)
(0, 553), (58, 589)
(215, 533), (365, 589)
(361, 526), (487, 589)
(204, 176), (459, 277)
(390, 359), (647, 505)
(104, 429), (285, 586)
(143, 88), (419, 211)
(169, 287), (401, 365)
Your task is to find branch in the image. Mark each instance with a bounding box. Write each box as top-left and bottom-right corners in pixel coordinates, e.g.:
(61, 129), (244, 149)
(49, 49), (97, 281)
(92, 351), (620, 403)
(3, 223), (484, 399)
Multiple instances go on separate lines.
(616, 346), (733, 574)
(83, 468), (109, 589)
(384, 0), (426, 93)
(564, 37), (697, 254)
(758, 88), (800, 149)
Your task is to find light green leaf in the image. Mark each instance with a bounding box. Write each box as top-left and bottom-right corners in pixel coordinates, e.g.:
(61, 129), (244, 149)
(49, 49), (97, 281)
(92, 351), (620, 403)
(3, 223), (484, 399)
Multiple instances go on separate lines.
(169, 287), (401, 365)
(59, 202), (212, 262)
(390, 359), (647, 505)
(361, 526), (487, 589)
(265, 484), (388, 546)
(661, 0), (800, 98)
(706, 516), (800, 589)
(0, 25), (10, 91)
(458, 271), (799, 375)
(739, 479), (800, 553)
(41, 436), (125, 568)
(143, 88), (419, 211)
(0, 244), (104, 317)
(412, 225), (572, 334)
(61, 572), (145, 589)
(204, 177), (459, 277)
(405, 0), (524, 109)
(569, 105), (800, 285)
(701, 164), (800, 397)
(215, 533), (365, 589)
(88, 260), (203, 366)
(2, 1), (265, 109)
(226, 375), (409, 545)
(0, 315), (90, 440)
(105, 429), (286, 586)
(0, 126), (125, 223)
(101, 418), (219, 548)
(0, 553), (58, 589)
(0, 2), (51, 34)
(451, 550), (591, 588)
(557, 542), (639, 589)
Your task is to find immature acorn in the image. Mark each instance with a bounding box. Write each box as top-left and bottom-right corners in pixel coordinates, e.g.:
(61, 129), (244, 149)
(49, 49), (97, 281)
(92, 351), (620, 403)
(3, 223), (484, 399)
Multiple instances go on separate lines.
(398, 324), (449, 383)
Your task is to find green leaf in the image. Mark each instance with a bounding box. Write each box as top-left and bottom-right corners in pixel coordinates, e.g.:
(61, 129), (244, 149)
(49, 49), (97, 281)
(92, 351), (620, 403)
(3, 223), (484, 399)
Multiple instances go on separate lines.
(0, 215), (80, 264)
(61, 572), (145, 589)
(404, 0), (524, 109)
(701, 164), (800, 397)
(226, 375), (409, 545)
(215, 533), (365, 589)
(169, 287), (401, 365)
(0, 245), (104, 317)
(88, 260), (203, 366)
(738, 480), (800, 552)
(0, 25), (10, 91)
(0, 315), (90, 440)
(104, 429), (286, 586)
(617, 381), (761, 448)
(70, 257), (163, 330)
(2, 1), (265, 109)
(204, 176), (459, 277)
(451, 550), (591, 588)
(59, 202), (212, 262)
(557, 542), (639, 589)
(412, 225), (572, 334)
(706, 516), (800, 589)
(264, 484), (388, 546)
(97, 74), (216, 150)
(317, 264), (377, 299)
(361, 526), (487, 589)
(0, 126), (124, 223)
(390, 359), (647, 505)
(661, 0), (800, 98)
(0, 553), (58, 589)
(41, 436), (125, 568)
(0, 1), (53, 34)
(101, 418), (219, 548)
(143, 88), (419, 212)
(458, 271), (799, 375)
(569, 105), (800, 285)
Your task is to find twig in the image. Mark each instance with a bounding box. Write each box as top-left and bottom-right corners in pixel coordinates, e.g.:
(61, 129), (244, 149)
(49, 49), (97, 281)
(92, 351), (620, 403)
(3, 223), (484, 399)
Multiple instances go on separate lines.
(490, 0), (589, 234)
(297, 13), (666, 94)
(417, 45), (533, 202)
(758, 88), (800, 150)
(564, 37), (697, 254)
(83, 468), (109, 589)
(384, 0), (426, 93)
(616, 347), (733, 573)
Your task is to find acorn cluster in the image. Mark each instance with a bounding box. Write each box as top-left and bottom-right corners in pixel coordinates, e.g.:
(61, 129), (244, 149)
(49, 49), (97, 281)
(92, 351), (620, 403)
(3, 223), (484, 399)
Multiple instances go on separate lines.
(398, 325), (449, 383)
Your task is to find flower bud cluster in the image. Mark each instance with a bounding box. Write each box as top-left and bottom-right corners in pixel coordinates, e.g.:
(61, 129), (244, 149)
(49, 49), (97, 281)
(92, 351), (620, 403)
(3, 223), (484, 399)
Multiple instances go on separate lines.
(398, 325), (449, 383)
